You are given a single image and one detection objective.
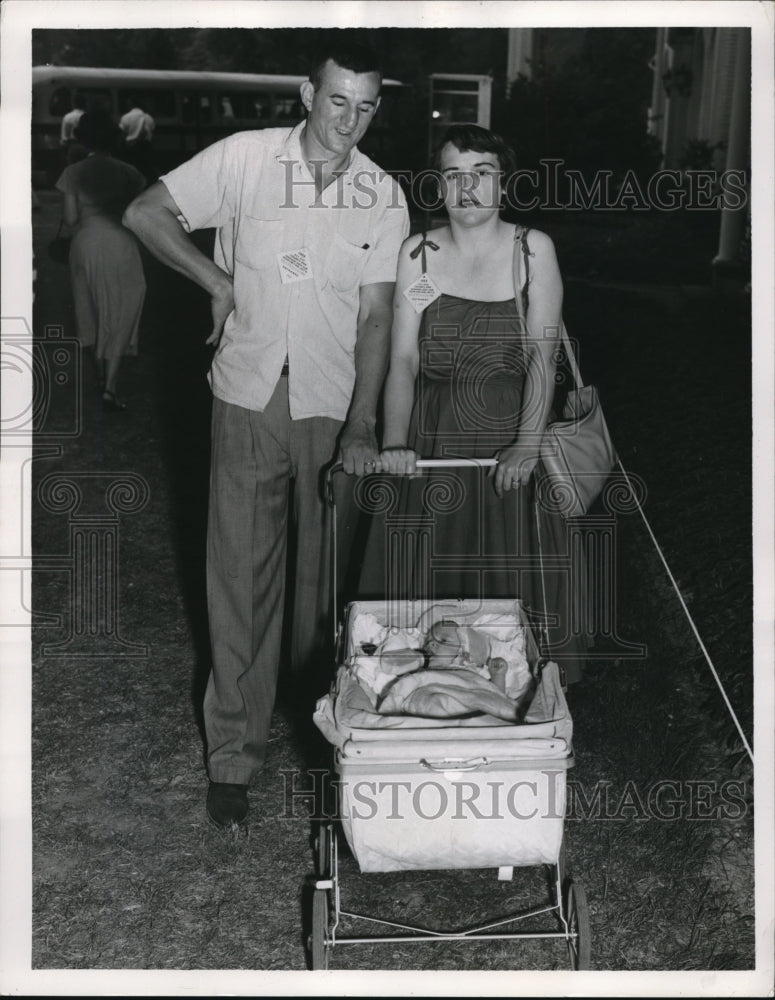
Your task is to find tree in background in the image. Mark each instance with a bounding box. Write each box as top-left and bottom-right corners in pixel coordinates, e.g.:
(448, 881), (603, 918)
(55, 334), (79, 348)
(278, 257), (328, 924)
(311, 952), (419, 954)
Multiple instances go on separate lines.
(33, 26), (503, 79)
(33, 28), (198, 70)
(495, 29), (662, 209)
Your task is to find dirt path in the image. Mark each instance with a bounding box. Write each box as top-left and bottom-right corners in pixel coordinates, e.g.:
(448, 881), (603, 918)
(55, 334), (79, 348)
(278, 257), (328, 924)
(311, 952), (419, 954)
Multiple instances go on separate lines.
(28, 190), (755, 973)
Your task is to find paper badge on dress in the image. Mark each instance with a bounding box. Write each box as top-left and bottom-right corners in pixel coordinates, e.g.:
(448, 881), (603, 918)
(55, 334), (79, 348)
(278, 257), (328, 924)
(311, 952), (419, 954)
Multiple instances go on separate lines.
(403, 272), (441, 314)
(278, 247), (313, 284)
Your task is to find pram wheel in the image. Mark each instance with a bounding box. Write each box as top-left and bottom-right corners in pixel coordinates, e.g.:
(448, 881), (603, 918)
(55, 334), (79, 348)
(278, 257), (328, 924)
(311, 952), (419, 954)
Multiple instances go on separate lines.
(565, 881), (591, 970)
(310, 887), (331, 970)
(554, 834), (567, 889)
(314, 821), (331, 878)
(559, 836), (568, 886)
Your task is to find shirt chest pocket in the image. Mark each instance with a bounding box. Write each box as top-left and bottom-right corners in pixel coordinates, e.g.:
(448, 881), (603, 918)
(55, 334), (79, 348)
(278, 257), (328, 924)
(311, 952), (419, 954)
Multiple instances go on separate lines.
(234, 217), (283, 270)
(326, 230), (370, 294)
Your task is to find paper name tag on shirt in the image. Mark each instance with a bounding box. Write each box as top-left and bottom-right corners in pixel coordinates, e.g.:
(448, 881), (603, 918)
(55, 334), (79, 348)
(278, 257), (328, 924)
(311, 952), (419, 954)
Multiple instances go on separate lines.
(403, 272), (441, 313)
(278, 247), (313, 284)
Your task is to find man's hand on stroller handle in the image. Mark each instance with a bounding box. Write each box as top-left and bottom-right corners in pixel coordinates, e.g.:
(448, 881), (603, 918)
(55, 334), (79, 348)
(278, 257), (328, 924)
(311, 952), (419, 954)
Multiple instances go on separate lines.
(339, 418), (382, 476)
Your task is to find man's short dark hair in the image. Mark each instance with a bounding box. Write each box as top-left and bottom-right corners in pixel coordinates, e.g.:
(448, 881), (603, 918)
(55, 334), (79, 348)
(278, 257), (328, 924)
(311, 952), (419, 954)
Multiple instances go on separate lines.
(309, 38), (383, 91)
(432, 124), (517, 177)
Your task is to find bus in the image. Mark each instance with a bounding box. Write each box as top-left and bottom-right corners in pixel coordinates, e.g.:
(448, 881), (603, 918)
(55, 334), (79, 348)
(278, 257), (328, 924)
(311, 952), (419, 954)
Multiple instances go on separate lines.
(32, 65), (408, 185)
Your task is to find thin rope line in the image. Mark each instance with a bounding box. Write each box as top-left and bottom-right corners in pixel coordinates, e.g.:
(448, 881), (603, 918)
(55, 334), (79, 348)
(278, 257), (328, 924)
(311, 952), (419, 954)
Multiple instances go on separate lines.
(615, 458), (753, 763)
(534, 499), (551, 658)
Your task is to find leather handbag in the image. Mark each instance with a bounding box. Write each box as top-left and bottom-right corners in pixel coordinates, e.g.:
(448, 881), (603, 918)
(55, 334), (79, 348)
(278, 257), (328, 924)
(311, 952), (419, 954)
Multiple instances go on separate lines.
(48, 219), (71, 264)
(513, 226), (616, 516)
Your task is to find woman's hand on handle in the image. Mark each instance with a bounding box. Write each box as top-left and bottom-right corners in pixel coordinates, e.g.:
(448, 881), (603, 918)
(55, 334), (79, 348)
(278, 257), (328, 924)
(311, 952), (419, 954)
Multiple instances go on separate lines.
(492, 445), (539, 498)
(379, 447), (418, 476)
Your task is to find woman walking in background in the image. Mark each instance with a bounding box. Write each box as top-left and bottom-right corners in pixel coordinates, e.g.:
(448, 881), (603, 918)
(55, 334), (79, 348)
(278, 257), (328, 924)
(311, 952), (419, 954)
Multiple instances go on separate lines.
(56, 109), (147, 411)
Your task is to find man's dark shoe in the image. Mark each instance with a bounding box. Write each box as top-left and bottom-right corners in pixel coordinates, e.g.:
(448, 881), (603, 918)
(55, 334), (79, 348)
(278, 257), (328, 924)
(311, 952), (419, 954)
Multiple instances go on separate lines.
(207, 781), (249, 828)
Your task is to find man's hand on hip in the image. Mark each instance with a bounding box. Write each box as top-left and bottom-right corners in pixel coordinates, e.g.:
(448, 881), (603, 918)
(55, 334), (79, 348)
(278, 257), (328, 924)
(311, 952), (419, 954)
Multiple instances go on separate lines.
(206, 275), (235, 347)
(338, 418), (382, 476)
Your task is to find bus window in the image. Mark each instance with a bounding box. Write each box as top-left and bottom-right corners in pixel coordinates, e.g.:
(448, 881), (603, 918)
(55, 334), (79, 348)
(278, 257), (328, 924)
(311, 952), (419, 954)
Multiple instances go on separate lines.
(181, 92), (197, 123)
(75, 89), (113, 115)
(216, 93), (266, 122)
(117, 90), (175, 119)
(273, 96), (302, 120)
(181, 92), (212, 123)
(144, 91), (176, 119)
(49, 88), (72, 117)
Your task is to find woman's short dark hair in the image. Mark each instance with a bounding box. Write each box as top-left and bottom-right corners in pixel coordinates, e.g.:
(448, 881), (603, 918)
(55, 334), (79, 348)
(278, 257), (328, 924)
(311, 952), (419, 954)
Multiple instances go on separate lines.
(432, 124), (517, 178)
(74, 109), (120, 152)
(309, 37), (383, 90)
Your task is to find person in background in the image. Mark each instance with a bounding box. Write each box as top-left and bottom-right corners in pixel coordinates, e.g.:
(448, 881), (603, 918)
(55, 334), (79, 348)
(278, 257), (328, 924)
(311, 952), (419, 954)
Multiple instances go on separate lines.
(60, 95), (87, 166)
(119, 98), (156, 182)
(56, 109), (147, 411)
(123, 41), (409, 830)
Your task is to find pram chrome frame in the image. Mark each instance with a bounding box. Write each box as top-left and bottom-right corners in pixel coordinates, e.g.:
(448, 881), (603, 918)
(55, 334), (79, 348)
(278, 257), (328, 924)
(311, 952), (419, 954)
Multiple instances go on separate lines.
(311, 808), (590, 970)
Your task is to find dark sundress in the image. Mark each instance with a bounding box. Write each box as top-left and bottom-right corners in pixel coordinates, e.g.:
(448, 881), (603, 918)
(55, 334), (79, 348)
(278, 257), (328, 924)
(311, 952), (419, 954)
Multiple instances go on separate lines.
(356, 288), (586, 682)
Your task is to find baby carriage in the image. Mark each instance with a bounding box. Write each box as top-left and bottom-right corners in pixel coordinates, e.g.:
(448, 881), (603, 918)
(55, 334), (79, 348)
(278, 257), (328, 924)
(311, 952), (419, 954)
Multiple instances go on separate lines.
(309, 459), (590, 970)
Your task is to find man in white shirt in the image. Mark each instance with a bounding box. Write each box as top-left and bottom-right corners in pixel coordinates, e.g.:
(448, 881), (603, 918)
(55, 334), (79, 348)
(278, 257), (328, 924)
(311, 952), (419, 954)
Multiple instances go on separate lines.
(119, 101), (155, 144)
(60, 103), (85, 144)
(124, 42), (409, 829)
(60, 97), (87, 166)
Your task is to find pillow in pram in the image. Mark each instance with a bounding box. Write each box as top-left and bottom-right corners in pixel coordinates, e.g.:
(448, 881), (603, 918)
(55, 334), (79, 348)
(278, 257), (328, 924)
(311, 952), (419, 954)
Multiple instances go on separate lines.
(350, 611), (389, 651)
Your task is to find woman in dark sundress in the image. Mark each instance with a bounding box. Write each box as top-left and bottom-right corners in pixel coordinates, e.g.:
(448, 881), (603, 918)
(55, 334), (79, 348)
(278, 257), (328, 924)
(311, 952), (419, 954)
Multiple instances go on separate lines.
(370, 124), (586, 682)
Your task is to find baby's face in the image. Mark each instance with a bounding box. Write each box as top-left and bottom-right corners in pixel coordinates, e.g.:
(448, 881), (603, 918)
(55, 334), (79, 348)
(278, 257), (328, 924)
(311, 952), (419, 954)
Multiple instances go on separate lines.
(425, 622), (462, 658)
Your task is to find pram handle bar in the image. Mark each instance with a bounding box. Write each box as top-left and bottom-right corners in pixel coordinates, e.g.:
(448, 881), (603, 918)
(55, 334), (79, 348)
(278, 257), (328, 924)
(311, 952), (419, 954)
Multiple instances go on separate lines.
(411, 458), (497, 468)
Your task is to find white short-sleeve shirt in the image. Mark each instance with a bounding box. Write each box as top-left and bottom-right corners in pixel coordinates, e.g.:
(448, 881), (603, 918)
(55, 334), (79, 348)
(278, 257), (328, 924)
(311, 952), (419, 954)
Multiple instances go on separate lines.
(160, 122), (410, 420)
(60, 108), (84, 143)
(120, 108), (155, 143)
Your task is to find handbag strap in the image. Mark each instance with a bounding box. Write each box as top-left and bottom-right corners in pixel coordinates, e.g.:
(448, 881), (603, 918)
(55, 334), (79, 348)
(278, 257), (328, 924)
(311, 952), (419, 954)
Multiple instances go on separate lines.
(512, 225), (586, 390)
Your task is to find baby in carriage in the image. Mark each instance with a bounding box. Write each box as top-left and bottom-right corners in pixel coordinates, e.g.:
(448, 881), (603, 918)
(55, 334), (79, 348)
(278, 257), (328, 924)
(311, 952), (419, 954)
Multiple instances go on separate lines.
(351, 611), (534, 723)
